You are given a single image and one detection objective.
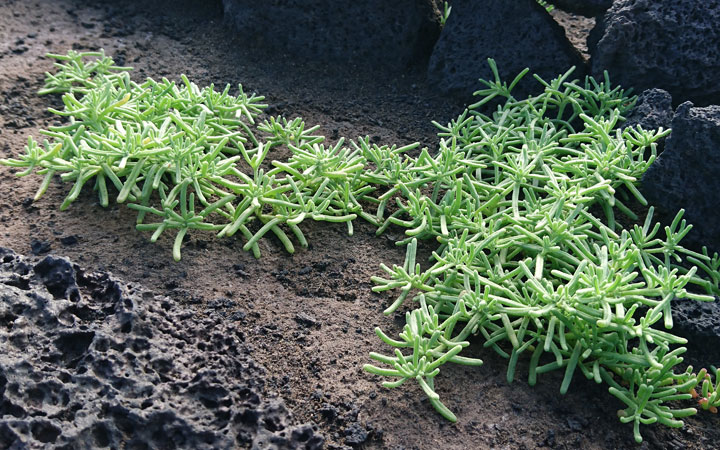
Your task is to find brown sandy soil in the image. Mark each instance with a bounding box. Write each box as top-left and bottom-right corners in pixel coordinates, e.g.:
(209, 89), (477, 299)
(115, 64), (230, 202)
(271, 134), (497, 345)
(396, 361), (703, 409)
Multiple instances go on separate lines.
(550, 8), (595, 60)
(0, 1), (717, 448)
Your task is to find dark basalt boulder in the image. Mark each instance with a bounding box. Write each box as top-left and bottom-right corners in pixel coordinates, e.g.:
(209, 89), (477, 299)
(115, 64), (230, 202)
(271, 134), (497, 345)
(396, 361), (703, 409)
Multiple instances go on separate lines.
(0, 248), (323, 449)
(221, 0), (442, 68)
(551, 0), (613, 17)
(623, 89), (674, 134)
(428, 0), (584, 101)
(641, 103), (720, 253)
(622, 88), (674, 153)
(590, 0), (720, 106)
(672, 297), (720, 371)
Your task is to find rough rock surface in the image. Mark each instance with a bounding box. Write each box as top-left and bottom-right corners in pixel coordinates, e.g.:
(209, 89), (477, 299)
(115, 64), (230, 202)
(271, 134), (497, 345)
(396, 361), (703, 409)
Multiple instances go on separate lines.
(221, 0), (441, 68)
(428, 0), (584, 100)
(590, 0), (720, 106)
(623, 89), (674, 133)
(0, 248), (323, 449)
(622, 88), (674, 154)
(673, 298), (720, 370)
(641, 103), (720, 252)
(552, 0), (613, 17)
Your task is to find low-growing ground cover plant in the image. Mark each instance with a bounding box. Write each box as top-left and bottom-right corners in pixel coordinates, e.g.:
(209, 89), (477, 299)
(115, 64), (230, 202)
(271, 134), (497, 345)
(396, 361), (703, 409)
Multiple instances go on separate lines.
(363, 64), (720, 442)
(2, 50), (719, 443)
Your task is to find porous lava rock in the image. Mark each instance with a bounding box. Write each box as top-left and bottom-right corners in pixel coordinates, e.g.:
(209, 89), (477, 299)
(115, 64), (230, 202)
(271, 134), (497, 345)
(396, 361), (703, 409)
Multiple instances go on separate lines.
(590, 0), (720, 106)
(0, 248), (323, 449)
(622, 88), (674, 153)
(641, 103), (720, 252)
(551, 0), (613, 17)
(623, 89), (674, 134)
(672, 298), (720, 370)
(221, 0), (441, 68)
(427, 0), (584, 100)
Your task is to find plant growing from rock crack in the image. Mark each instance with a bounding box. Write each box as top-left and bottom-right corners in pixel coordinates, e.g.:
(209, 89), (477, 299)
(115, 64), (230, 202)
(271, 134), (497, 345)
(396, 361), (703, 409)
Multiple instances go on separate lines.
(536, 0), (554, 12)
(440, 1), (452, 27)
(2, 51), (719, 442)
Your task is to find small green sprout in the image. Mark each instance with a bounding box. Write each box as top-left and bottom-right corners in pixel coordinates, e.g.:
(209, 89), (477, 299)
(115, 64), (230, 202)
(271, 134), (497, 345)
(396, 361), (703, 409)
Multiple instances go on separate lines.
(440, 1), (452, 27)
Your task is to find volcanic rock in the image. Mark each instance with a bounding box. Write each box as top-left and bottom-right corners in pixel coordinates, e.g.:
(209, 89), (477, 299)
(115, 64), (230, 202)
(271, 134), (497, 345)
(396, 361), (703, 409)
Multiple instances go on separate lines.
(221, 0), (441, 69)
(622, 88), (674, 154)
(590, 0), (720, 106)
(427, 0), (584, 100)
(0, 248), (323, 449)
(641, 103), (720, 252)
(623, 89), (674, 134)
(672, 297), (720, 370)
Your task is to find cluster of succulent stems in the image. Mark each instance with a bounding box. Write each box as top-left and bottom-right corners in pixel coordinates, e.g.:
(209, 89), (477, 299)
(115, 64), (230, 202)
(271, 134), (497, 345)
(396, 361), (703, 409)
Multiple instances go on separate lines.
(3, 51), (719, 443)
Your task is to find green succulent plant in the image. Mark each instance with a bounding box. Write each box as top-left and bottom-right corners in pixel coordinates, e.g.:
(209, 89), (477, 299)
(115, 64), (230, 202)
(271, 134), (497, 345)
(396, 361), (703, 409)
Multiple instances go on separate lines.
(2, 50), (718, 443)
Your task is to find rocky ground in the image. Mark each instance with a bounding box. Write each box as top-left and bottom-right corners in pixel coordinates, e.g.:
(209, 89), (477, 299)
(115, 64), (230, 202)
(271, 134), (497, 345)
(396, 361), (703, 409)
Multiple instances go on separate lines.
(1, 0), (718, 449)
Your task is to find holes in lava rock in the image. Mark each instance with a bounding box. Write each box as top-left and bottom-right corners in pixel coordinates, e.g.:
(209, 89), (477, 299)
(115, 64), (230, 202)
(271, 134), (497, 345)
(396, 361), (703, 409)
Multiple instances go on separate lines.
(34, 256), (79, 300)
(91, 358), (114, 379)
(107, 406), (137, 435)
(11, 303), (27, 316)
(237, 387), (260, 406)
(119, 320), (132, 333)
(57, 371), (71, 384)
(64, 305), (103, 322)
(291, 425), (316, 443)
(263, 415), (284, 432)
(0, 422), (20, 445)
(27, 387), (45, 406)
(54, 331), (94, 367)
(150, 357), (173, 375)
(26, 382), (70, 409)
(1, 312), (18, 330)
(30, 420), (61, 443)
(93, 336), (110, 353)
(16, 262), (31, 276)
(130, 338), (149, 353)
(236, 430), (252, 445)
(187, 380), (231, 410)
(1, 275), (30, 290)
(235, 408), (260, 426)
(0, 372), (26, 419)
(91, 423), (112, 447)
(76, 269), (122, 304)
(0, 399), (26, 418)
(214, 408), (231, 424)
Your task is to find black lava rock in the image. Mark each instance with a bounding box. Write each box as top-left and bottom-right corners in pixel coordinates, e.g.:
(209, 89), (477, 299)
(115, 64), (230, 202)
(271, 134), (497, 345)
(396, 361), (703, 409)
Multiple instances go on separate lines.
(0, 249), (323, 449)
(551, 0), (613, 17)
(222, 0), (441, 69)
(672, 298), (720, 369)
(641, 102), (720, 252)
(59, 235), (79, 246)
(427, 0), (584, 100)
(29, 239), (51, 255)
(622, 88), (674, 153)
(33, 256), (79, 300)
(590, 0), (720, 106)
(343, 423), (369, 446)
(623, 89), (674, 133)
